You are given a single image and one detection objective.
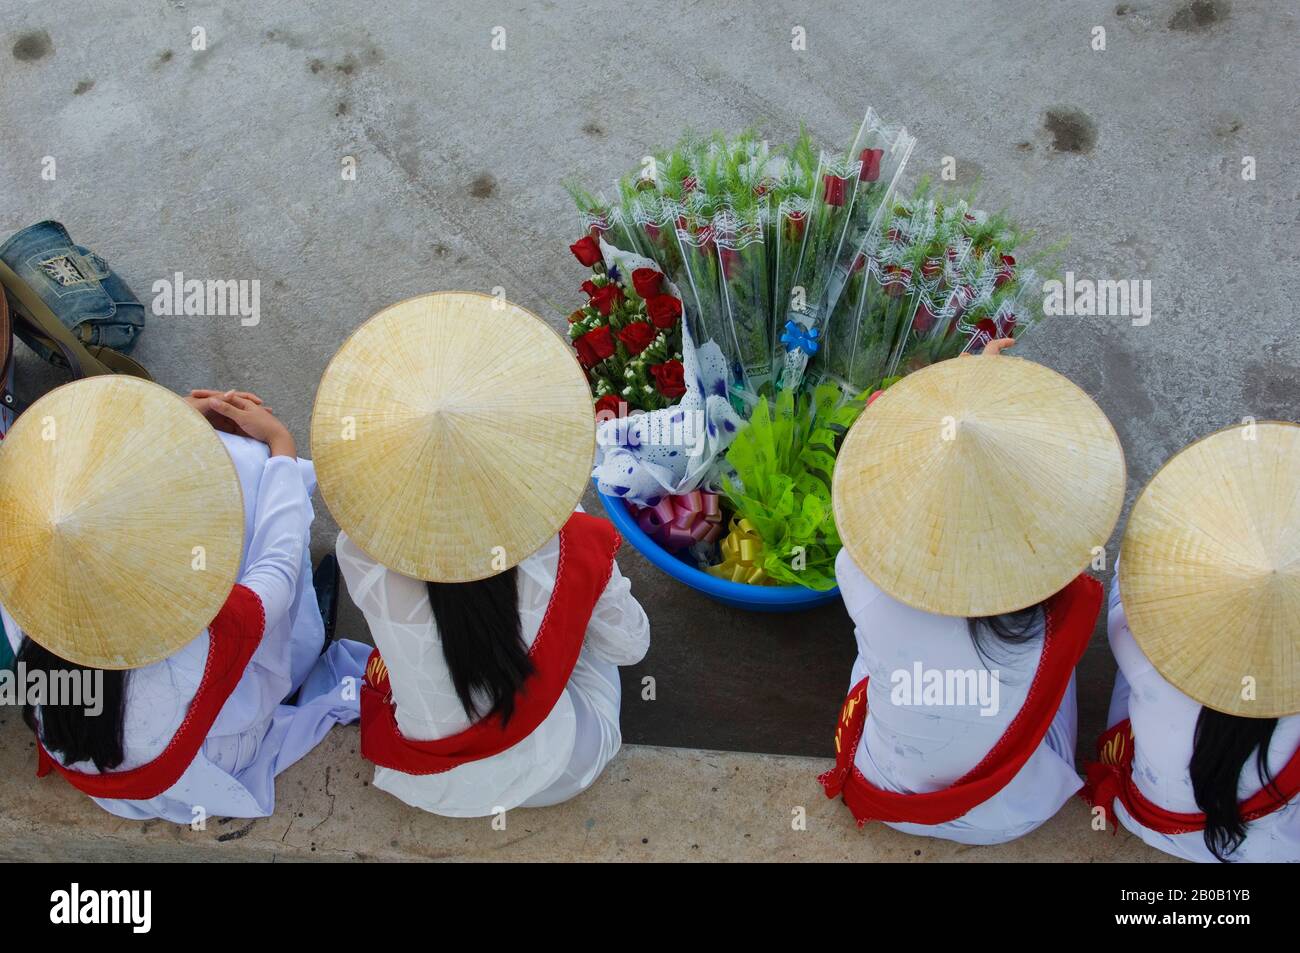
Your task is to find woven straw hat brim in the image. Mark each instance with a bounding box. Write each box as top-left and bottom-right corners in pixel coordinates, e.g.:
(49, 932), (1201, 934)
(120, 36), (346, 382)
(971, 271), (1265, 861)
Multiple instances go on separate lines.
(311, 292), (595, 583)
(833, 356), (1126, 616)
(1120, 421), (1300, 718)
(0, 377), (245, 669)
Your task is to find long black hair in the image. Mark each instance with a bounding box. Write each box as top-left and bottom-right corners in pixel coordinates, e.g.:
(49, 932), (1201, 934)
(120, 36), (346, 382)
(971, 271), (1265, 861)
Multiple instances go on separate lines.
(17, 636), (129, 772)
(425, 566), (533, 726)
(1189, 707), (1281, 862)
(966, 601), (1046, 665)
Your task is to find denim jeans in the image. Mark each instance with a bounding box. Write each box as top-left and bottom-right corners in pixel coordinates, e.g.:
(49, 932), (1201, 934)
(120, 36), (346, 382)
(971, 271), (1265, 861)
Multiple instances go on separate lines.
(0, 220), (145, 362)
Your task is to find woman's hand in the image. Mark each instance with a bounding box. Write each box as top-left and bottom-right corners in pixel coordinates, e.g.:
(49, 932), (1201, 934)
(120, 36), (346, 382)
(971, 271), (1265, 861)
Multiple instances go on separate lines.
(185, 389), (272, 439)
(960, 337), (1016, 357)
(205, 394), (297, 458)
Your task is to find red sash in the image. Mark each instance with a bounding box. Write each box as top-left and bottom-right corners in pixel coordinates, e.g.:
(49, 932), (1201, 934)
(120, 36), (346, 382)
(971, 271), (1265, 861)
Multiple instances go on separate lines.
(1081, 719), (1300, 835)
(35, 584), (266, 799)
(360, 512), (621, 775)
(819, 574), (1101, 826)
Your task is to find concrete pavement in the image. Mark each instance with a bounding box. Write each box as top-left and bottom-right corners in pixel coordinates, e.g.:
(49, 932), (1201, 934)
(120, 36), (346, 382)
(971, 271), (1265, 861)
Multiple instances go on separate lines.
(0, 0), (1294, 858)
(0, 716), (1176, 862)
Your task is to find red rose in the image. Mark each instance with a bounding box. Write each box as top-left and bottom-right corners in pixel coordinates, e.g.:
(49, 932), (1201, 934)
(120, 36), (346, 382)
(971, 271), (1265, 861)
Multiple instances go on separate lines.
(823, 174), (848, 207)
(649, 359), (686, 399)
(912, 300), (937, 333)
(859, 148), (884, 182)
(974, 318), (1000, 344)
(631, 268), (663, 299)
(581, 279), (598, 296)
(719, 247), (740, 280)
(589, 284), (624, 316)
(994, 255), (1016, 289)
(594, 394), (623, 418)
(784, 212), (806, 242)
(574, 325), (614, 367)
(569, 236), (601, 267)
(645, 294), (682, 329)
(617, 321), (657, 356)
(574, 338), (597, 367)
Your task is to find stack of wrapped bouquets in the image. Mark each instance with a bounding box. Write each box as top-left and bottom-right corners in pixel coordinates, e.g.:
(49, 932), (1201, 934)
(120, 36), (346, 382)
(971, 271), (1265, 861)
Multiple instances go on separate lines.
(563, 108), (1053, 598)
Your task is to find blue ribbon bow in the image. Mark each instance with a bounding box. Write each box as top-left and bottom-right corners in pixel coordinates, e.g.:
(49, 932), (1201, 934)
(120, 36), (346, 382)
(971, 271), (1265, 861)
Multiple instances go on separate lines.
(781, 321), (820, 354)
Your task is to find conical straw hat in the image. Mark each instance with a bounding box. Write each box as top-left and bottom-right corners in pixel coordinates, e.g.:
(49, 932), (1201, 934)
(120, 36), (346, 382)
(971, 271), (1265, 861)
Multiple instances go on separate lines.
(833, 355), (1125, 616)
(0, 377), (245, 669)
(1120, 421), (1300, 718)
(311, 292), (595, 582)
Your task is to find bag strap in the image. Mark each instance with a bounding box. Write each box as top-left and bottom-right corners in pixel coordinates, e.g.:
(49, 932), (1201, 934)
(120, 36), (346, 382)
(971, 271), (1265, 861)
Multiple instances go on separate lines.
(0, 258), (151, 382)
(0, 282), (17, 416)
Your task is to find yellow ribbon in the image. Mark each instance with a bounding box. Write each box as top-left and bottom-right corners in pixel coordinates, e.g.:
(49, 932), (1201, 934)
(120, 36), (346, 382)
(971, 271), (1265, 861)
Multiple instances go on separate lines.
(706, 516), (770, 586)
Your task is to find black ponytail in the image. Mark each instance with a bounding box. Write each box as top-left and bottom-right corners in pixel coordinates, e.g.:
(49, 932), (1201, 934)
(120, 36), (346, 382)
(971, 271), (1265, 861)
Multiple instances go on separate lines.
(425, 567), (533, 726)
(1189, 707), (1280, 862)
(966, 602), (1045, 665)
(17, 637), (128, 772)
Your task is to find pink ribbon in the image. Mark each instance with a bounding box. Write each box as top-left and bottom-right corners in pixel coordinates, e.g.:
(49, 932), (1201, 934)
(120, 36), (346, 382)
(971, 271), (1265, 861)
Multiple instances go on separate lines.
(635, 490), (724, 553)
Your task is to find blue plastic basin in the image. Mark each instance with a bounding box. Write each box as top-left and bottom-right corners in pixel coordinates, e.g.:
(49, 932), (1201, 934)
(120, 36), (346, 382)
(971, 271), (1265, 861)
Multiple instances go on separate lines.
(595, 483), (841, 612)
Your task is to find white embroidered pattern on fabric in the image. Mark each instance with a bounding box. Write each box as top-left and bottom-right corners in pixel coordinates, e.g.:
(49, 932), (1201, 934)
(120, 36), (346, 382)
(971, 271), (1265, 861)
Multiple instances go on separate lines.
(39, 255), (89, 286)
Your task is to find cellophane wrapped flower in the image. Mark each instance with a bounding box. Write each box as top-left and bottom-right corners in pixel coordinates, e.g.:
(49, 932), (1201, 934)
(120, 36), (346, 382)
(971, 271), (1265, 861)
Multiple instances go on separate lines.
(773, 152), (863, 390)
(714, 208), (773, 404)
(673, 217), (732, 394)
(816, 185), (1055, 395)
(842, 108), (916, 254)
(567, 235), (685, 413)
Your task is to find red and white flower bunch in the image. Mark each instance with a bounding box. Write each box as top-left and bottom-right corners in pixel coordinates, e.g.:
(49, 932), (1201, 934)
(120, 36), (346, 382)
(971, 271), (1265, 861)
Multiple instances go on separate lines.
(567, 235), (686, 413)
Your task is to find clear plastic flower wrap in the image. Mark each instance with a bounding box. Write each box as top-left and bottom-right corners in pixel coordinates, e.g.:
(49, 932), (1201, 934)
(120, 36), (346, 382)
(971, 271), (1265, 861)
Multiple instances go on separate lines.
(673, 216), (737, 401)
(714, 207), (773, 404)
(631, 193), (685, 287)
(782, 152), (862, 355)
(563, 114), (1063, 593)
(843, 108), (915, 247)
(822, 240), (920, 395)
(770, 195), (811, 374)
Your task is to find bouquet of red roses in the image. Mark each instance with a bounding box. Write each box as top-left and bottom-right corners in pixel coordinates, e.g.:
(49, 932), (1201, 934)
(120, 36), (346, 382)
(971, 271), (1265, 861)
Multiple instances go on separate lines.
(567, 234), (686, 413)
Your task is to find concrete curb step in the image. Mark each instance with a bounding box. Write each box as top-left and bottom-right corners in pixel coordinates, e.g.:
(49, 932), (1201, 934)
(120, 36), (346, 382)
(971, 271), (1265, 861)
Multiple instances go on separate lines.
(0, 719), (1175, 862)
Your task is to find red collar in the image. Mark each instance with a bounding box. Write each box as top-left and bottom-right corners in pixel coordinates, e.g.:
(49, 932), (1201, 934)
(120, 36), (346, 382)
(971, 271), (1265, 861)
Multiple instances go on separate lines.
(36, 585), (266, 800)
(360, 512), (621, 775)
